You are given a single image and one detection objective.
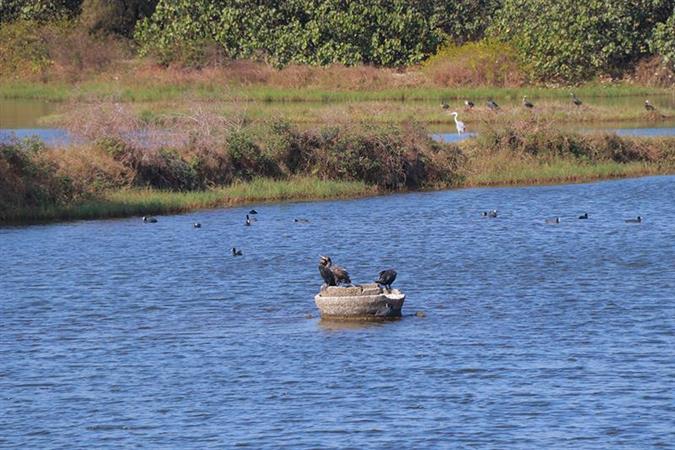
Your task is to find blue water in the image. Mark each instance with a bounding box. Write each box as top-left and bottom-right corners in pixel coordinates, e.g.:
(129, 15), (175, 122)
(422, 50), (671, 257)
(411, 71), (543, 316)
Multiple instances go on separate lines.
(2, 176), (675, 448)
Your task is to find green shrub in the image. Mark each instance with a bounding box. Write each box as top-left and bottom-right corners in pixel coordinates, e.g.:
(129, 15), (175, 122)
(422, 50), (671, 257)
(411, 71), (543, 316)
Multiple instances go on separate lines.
(492, 0), (674, 82)
(135, 0), (444, 67)
(0, 138), (76, 214)
(651, 8), (675, 69)
(80, 0), (158, 37)
(0, 0), (81, 23)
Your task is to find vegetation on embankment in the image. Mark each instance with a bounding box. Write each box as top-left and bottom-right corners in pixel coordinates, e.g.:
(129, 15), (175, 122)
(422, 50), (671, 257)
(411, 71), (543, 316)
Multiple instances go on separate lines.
(2, 113), (675, 224)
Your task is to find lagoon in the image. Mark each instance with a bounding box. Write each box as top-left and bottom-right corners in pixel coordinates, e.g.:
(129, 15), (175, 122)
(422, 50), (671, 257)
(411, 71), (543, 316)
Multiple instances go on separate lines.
(2, 175), (674, 448)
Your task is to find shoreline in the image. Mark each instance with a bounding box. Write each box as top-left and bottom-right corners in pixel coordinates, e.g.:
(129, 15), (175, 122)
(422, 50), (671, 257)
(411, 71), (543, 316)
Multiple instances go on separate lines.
(3, 168), (673, 226)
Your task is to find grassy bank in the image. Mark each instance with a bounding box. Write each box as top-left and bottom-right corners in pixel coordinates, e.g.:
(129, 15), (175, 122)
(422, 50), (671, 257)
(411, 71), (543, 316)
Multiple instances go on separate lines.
(1, 79), (671, 104)
(2, 117), (675, 225)
(2, 178), (374, 224)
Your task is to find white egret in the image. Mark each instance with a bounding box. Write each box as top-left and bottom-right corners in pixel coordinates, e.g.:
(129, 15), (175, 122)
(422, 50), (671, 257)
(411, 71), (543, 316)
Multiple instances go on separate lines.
(450, 111), (465, 135)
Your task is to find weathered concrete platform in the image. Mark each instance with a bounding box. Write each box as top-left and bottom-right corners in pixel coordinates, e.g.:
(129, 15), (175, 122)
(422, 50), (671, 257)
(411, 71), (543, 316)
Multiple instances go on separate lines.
(314, 283), (405, 321)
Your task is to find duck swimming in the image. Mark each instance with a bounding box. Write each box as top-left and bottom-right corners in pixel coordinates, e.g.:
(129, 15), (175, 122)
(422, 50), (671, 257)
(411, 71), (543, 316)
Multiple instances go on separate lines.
(232, 247), (243, 256)
(625, 216), (642, 223)
(249, 209), (258, 214)
(482, 210), (498, 218)
(294, 218), (310, 223)
(142, 216), (157, 223)
(578, 213), (588, 219)
(193, 222), (202, 228)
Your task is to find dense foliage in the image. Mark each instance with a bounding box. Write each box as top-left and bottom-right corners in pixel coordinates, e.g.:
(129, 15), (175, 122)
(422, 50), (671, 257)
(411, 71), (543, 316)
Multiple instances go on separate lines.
(492, 0), (674, 81)
(1, 0), (673, 82)
(651, 7), (675, 69)
(0, 0), (81, 22)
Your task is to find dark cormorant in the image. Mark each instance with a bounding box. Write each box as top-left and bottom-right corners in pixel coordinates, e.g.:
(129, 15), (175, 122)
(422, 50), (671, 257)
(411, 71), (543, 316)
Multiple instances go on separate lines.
(644, 100), (655, 111)
(464, 100), (475, 109)
(318, 256), (336, 287)
(375, 269), (397, 291)
(522, 96), (534, 108)
(625, 216), (642, 223)
(578, 212), (588, 219)
(570, 93), (582, 106)
(487, 99), (500, 111)
(142, 216), (157, 223)
(232, 247), (243, 256)
(322, 256), (351, 285)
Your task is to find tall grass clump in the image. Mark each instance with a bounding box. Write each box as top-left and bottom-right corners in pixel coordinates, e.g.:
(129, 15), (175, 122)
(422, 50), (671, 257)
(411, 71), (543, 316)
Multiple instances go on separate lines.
(422, 40), (525, 87)
(464, 117), (675, 185)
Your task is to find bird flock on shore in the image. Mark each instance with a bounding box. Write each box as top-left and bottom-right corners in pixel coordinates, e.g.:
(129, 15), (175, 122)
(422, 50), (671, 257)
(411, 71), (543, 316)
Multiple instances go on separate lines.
(443, 95), (661, 136)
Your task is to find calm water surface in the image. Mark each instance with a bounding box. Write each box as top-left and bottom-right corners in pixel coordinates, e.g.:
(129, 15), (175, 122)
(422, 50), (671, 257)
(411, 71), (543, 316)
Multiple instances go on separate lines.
(2, 176), (675, 448)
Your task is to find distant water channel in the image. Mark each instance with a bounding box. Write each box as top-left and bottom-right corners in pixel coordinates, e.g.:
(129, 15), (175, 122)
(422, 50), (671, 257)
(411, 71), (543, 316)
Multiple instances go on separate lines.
(2, 175), (675, 448)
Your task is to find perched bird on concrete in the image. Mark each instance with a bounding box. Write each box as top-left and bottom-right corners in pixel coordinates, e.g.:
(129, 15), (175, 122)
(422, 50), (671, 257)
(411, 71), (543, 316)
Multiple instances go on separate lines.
(320, 255), (351, 285)
(375, 269), (397, 291)
(318, 256), (336, 287)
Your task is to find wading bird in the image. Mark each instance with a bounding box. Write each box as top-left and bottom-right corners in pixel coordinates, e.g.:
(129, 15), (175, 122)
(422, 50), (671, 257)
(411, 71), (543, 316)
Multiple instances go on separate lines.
(487, 99), (500, 111)
(375, 269), (397, 291)
(232, 247), (243, 256)
(645, 100), (655, 111)
(625, 216), (642, 224)
(142, 216), (157, 223)
(441, 102), (450, 110)
(522, 96), (534, 108)
(570, 93), (582, 106)
(464, 100), (475, 110)
(451, 112), (465, 135)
